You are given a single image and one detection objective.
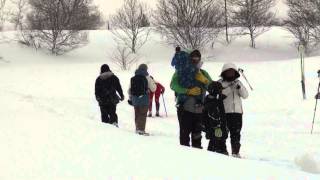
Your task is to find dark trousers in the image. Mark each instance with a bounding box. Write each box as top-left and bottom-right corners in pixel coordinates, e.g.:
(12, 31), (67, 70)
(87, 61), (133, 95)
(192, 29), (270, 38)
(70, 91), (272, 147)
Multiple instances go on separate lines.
(134, 106), (149, 131)
(177, 108), (203, 149)
(207, 127), (228, 155)
(100, 104), (118, 124)
(226, 113), (243, 154)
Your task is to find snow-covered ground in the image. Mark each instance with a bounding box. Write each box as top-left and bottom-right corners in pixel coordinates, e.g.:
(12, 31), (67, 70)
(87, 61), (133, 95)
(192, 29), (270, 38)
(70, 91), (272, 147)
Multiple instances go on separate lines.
(0, 27), (320, 180)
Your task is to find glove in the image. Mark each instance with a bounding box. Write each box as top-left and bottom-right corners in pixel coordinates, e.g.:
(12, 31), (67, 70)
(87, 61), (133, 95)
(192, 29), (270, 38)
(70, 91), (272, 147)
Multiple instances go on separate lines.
(128, 100), (133, 106)
(186, 87), (202, 96)
(161, 90), (165, 94)
(120, 95), (125, 101)
(195, 71), (210, 85)
(214, 127), (223, 138)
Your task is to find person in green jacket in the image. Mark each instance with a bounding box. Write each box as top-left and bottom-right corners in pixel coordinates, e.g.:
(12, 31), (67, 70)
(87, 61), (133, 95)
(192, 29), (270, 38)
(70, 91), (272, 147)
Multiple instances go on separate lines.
(170, 50), (212, 148)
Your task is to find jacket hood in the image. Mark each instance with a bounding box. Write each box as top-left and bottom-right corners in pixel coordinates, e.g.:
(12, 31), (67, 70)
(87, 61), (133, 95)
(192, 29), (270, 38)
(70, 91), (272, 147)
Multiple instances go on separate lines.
(220, 63), (240, 80)
(99, 72), (114, 80)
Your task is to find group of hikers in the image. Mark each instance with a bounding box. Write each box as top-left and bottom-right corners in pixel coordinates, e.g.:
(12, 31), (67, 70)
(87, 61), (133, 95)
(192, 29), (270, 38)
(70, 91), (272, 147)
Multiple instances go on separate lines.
(95, 47), (249, 158)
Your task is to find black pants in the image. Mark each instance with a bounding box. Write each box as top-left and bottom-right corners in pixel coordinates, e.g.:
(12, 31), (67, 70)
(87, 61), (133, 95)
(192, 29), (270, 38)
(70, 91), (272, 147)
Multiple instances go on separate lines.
(207, 125), (228, 155)
(177, 108), (203, 149)
(226, 113), (243, 154)
(100, 104), (118, 124)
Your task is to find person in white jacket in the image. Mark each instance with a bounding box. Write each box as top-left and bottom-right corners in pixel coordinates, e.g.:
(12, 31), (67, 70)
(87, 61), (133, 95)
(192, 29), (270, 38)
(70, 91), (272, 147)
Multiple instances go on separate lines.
(219, 63), (249, 158)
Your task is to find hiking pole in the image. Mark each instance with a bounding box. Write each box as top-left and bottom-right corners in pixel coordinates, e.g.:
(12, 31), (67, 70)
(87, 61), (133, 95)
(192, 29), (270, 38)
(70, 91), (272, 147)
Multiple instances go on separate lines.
(238, 68), (254, 91)
(161, 93), (168, 117)
(311, 70), (320, 134)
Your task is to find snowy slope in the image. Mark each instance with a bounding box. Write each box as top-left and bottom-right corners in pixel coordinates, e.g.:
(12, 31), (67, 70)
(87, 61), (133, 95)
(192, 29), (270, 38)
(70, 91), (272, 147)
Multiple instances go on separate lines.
(0, 27), (320, 179)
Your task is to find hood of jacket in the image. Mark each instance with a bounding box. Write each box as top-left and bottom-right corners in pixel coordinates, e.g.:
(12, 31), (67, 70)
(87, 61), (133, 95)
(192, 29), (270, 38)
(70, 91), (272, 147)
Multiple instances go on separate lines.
(99, 71), (114, 80)
(220, 63), (240, 80)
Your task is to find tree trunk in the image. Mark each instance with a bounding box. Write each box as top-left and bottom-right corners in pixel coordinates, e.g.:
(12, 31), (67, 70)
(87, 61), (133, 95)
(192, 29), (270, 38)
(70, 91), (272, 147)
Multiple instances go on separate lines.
(225, 0), (229, 44)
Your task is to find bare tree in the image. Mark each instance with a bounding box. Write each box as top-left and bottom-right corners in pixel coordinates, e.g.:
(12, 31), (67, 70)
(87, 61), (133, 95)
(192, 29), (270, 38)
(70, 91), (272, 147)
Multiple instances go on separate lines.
(110, 0), (150, 54)
(25, 0), (102, 55)
(0, 0), (7, 31)
(284, 0), (320, 55)
(154, 0), (223, 50)
(110, 45), (139, 70)
(224, 0), (230, 44)
(231, 0), (275, 48)
(9, 0), (27, 30)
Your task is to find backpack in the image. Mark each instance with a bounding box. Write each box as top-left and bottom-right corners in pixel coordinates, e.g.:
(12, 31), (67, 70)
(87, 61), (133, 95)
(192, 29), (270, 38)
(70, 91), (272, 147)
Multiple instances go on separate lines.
(130, 75), (148, 96)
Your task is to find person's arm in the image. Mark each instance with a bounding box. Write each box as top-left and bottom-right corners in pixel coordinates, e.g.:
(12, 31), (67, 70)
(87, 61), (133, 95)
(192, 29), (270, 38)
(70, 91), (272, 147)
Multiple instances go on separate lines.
(159, 83), (165, 94)
(114, 76), (124, 100)
(170, 72), (188, 94)
(95, 78), (102, 102)
(237, 81), (249, 99)
(201, 69), (213, 83)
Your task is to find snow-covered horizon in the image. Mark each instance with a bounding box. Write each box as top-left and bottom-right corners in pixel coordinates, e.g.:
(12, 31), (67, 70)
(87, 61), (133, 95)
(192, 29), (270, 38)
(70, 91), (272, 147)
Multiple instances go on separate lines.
(0, 27), (320, 179)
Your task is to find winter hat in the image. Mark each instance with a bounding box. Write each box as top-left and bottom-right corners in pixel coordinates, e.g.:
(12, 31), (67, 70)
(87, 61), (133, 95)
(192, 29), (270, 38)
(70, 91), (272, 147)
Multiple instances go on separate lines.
(190, 50), (201, 59)
(175, 46), (181, 52)
(208, 81), (223, 96)
(220, 63), (240, 80)
(138, 64), (148, 72)
(100, 64), (110, 73)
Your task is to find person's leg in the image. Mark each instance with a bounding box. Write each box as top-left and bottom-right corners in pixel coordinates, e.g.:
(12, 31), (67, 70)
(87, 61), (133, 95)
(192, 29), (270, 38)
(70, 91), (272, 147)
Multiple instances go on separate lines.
(177, 108), (192, 147)
(148, 93), (154, 117)
(140, 106), (149, 131)
(109, 104), (118, 126)
(100, 105), (110, 123)
(191, 113), (203, 149)
(155, 93), (161, 116)
(207, 139), (215, 152)
(226, 113), (243, 155)
(134, 107), (140, 131)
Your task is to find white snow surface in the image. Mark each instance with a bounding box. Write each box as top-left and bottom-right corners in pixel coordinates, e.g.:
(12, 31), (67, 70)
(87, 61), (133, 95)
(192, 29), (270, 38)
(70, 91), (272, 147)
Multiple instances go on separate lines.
(0, 27), (320, 180)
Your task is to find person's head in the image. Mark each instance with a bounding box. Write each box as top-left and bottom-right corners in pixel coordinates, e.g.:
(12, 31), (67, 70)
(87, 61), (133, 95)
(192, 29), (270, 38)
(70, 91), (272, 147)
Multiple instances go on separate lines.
(175, 46), (181, 53)
(190, 50), (203, 69)
(221, 63), (240, 82)
(138, 64), (148, 72)
(100, 64), (110, 74)
(208, 81), (223, 96)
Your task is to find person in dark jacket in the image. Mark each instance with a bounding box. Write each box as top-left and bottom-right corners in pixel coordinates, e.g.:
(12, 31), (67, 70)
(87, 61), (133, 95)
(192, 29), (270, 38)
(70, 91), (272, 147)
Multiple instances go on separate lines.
(128, 64), (156, 136)
(203, 81), (228, 155)
(171, 46), (181, 67)
(95, 64), (124, 127)
(170, 50), (212, 148)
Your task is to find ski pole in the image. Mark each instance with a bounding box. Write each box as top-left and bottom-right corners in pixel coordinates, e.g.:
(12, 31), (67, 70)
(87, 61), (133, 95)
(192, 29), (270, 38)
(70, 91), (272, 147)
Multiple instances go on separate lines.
(161, 93), (168, 117)
(238, 68), (254, 91)
(311, 70), (320, 134)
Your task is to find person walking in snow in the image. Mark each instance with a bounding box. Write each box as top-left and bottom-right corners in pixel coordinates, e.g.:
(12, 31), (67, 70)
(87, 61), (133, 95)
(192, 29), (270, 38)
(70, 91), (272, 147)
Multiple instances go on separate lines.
(170, 50), (212, 148)
(148, 77), (165, 117)
(203, 81), (228, 155)
(219, 63), (249, 158)
(128, 64), (157, 136)
(95, 64), (124, 127)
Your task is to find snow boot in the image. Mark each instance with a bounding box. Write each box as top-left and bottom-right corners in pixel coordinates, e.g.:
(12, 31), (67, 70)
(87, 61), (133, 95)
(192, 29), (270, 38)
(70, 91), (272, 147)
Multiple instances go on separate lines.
(148, 113), (152, 117)
(232, 154), (242, 158)
(156, 112), (160, 117)
(136, 130), (150, 136)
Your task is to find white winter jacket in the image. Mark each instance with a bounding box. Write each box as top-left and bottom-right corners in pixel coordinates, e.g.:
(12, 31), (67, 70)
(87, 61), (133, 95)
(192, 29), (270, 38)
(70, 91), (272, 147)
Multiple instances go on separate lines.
(219, 63), (249, 114)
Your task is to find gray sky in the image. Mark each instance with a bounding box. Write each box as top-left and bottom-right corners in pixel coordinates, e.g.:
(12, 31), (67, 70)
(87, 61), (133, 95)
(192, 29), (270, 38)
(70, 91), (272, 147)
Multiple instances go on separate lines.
(95, 0), (288, 18)
(95, 0), (156, 17)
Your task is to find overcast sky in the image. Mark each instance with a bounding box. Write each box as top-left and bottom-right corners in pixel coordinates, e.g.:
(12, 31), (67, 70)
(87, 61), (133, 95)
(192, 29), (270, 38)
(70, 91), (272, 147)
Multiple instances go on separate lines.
(95, 0), (288, 18)
(94, 0), (157, 17)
